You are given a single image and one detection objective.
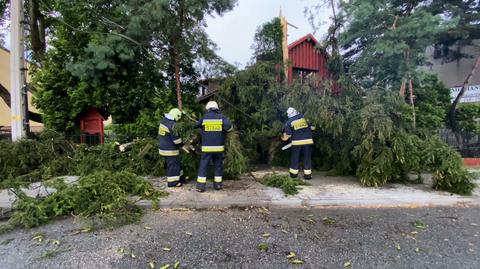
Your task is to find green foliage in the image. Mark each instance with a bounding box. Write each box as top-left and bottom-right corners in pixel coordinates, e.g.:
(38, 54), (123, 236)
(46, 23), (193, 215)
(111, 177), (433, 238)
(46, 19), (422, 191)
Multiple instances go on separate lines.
(32, 0), (234, 132)
(421, 136), (476, 195)
(0, 131), (76, 188)
(224, 131), (249, 178)
(282, 78), (474, 194)
(217, 62), (285, 163)
(429, 0), (480, 62)
(456, 103), (480, 134)
(73, 139), (164, 177)
(8, 171), (166, 229)
(340, 0), (452, 88)
(414, 73), (451, 129)
(251, 17), (283, 63)
(262, 173), (310, 196)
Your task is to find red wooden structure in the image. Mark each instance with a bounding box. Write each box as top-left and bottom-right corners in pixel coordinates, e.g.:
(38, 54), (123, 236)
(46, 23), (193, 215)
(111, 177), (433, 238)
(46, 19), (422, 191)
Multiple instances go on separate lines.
(79, 107), (105, 145)
(287, 34), (340, 94)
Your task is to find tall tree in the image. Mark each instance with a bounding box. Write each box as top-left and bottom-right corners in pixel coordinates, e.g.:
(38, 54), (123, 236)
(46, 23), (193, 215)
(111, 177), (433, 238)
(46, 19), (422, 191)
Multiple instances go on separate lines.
(339, 0), (455, 127)
(251, 17), (283, 63)
(427, 0), (480, 132)
(138, 0), (237, 110)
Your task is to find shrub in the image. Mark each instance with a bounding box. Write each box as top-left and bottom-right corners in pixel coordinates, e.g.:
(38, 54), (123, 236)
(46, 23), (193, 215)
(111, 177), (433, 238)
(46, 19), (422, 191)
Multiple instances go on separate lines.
(262, 173), (310, 196)
(8, 171), (167, 229)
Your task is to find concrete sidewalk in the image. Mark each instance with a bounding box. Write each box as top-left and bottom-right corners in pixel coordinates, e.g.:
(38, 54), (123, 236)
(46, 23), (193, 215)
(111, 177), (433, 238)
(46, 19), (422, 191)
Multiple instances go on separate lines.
(1, 171), (479, 214)
(143, 170), (480, 209)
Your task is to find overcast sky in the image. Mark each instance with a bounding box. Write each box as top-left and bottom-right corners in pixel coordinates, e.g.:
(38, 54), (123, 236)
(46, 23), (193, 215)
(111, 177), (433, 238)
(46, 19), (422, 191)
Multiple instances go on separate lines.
(205, 0), (331, 67)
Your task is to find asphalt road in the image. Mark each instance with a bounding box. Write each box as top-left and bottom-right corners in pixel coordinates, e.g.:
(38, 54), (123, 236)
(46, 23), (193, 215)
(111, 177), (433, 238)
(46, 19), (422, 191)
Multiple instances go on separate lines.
(0, 207), (479, 269)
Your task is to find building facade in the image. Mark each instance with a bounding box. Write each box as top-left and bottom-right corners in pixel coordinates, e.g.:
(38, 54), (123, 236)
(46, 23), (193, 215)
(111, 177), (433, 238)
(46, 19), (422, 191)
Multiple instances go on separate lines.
(426, 40), (480, 103)
(0, 46), (43, 133)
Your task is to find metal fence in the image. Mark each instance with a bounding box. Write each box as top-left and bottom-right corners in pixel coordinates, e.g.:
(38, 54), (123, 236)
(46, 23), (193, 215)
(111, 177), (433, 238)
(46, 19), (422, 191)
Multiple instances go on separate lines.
(438, 128), (480, 157)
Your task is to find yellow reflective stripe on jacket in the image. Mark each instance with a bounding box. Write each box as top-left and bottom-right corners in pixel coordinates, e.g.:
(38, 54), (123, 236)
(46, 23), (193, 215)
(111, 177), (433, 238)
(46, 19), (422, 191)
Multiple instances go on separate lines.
(291, 139), (314, 145)
(159, 149), (179, 156)
(202, 119), (223, 125)
(173, 138), (182, 145)
(201, 146), (225, 152)
(197, 177), (207, 183)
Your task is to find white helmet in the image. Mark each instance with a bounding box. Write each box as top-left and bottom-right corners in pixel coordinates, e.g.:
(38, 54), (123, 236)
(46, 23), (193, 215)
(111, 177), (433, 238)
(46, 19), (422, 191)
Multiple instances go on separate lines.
(286, 107), (298, 118)
(206, 101), (219, 110)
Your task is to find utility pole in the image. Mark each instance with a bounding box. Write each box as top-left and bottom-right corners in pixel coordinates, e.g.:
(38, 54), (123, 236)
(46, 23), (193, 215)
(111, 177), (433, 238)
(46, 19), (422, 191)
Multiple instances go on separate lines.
(10, 0), (28, 141)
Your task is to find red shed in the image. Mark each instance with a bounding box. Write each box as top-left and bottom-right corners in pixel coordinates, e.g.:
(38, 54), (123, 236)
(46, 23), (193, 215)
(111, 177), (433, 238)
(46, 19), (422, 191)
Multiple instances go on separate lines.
(79, 107), (106, 145)
(287, 34), (340, 94)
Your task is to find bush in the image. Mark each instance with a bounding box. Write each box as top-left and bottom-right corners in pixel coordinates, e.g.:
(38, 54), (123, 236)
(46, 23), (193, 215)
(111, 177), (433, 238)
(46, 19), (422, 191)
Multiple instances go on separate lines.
(282, 80), (475, 195)
(0, 131), (76, 188)
(422, 136), (476, 195)
(73, 139), (164, 176)
(262, 173), (310, 196)
(8, 171), (167, 229)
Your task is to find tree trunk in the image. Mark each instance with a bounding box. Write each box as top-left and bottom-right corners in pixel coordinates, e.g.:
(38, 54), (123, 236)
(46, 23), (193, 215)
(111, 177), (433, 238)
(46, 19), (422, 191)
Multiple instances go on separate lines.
(173, 0), (185, 110)
(448, 55), (480, 132)
(409, 78), (415, 128)
(0, 82), (43, 123)
(174, 52), (183, 110)
(29, 0), (46, 62)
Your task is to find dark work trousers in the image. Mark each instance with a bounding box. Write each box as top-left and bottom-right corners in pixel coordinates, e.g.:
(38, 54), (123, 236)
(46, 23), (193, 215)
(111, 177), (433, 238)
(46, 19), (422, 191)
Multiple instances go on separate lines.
(289, 145), (313, 178)
(164, 156), (181, 187)
(196, 152), (224, 190)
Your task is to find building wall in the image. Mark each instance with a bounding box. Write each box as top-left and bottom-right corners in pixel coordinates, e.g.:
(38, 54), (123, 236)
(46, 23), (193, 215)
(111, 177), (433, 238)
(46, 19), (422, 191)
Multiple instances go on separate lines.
(426, 40), (480, 88)
(0, 47), (43, 131)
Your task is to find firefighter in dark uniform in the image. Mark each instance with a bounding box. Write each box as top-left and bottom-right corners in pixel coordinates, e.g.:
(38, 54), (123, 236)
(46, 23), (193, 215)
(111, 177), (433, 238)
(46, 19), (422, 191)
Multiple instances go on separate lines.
(281, 107), (315, 180)
(159, 108), (184, 187)
(196, 101), (233, 192)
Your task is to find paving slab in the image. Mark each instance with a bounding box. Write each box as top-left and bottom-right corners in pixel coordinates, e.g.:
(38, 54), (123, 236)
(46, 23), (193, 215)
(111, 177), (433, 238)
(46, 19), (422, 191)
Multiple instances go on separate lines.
(1, 172), (479, 213)
(142, 170), (480, 209)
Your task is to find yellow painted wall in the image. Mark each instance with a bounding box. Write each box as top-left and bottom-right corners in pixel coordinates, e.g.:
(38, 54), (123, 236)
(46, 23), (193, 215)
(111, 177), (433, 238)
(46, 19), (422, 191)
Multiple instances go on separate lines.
(0, 47), (43, 132)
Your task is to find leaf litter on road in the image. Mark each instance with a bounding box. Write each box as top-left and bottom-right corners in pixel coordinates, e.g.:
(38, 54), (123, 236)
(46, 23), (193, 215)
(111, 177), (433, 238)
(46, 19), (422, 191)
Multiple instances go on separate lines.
(322, 217), (336, 225)
(412, 220), (427, 229)
(291, 259), (304, 265)
(31, 233), (45, 242)
(257, 243), (269, 251)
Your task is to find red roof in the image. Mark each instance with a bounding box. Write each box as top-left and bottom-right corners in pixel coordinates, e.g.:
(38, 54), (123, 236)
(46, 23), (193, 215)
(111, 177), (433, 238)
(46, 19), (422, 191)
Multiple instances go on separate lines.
(288, 34), (320, 50)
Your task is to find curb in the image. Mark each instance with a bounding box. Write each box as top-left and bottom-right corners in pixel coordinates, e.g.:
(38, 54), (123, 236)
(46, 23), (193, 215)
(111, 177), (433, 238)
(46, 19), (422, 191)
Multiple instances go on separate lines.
(136, 198), (480, 210)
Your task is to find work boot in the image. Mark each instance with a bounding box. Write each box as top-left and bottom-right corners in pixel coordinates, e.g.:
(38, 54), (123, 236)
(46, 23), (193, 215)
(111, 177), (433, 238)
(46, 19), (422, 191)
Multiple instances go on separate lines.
(289, 172), (298, 179)
(196, 183), (206, 193)
(304, 174), (312, 180)
(168, 181), (183, 187)
(213, 182), (222, 190)
(180, 170), (187, 182)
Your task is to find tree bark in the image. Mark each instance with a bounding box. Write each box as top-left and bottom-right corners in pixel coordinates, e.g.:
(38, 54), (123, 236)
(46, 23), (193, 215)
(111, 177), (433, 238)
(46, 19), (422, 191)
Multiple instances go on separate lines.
(0, 82), (43, 123)
(448, 55), (480, 132)
(29, 0), (46, 62)
(173, 0), (185, 110)
(409, 78), (415, 128)
(174, 52), (183, 110)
